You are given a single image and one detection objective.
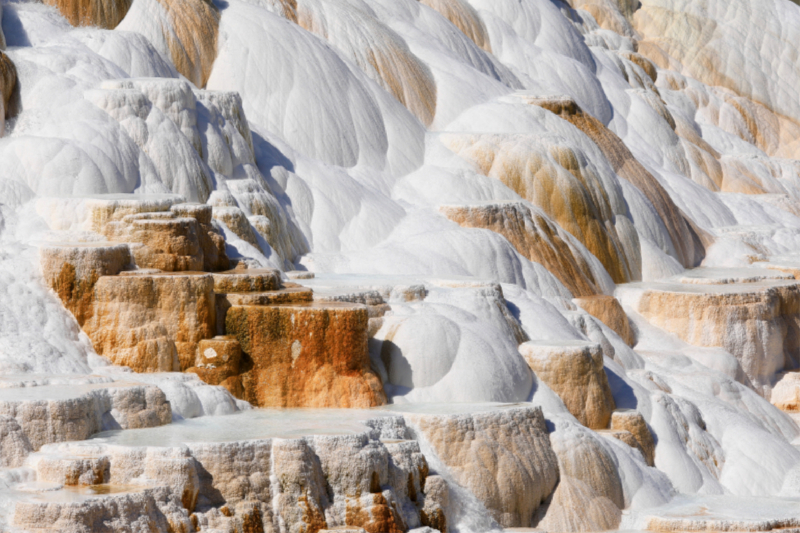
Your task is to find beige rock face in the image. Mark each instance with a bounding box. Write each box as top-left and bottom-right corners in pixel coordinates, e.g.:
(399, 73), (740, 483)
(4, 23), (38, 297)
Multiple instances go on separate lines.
(406, 406), (559, 528)
(538, 424), (624, 532)
(82, 272), (216, 372)
(618, 279), (800, 395)
(441, 202), (603, 297)
(574, 295), (635, 346)
(225, 302), (387, 408)
(186, 336), (244, 398)
(0, 383), (170, 461)
(610, 410), (656, 466)
(213, 205), (259, 247)
(0, 415), (32, 468)
(771, 371), (800, 413)
(43, 0), (132, 28)
(40, 243), (132, 327)
(521, 341), (616, 429)
(420, 475), (448, 533)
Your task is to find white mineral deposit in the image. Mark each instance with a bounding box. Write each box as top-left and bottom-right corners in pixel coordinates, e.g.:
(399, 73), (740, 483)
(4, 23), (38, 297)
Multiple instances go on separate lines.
(0, 0), (798, 530)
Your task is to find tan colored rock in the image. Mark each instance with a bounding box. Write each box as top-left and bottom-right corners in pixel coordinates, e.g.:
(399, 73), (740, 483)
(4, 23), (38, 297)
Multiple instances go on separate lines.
(0, 383), (170, 454)
(574, 295), (635, 346)
(12, 486), (192, 533)
(610, 410), (655, 466)
(82, 272), (216, 372)
(171, 203), (230, 272)
(109, 214), (205, 272)
(442, 132), (637, 284)
(186, 336), (243, 398)
(442, 202), (602, 297)
(40, 243), (132, 326)
(406, 406), (559, 528)
(225, 302), (386, 407)
(598, 428), (646, 458)
(420, 0), (492, 52)
(43, 0), (132, 28)
(520, 341), (616, 429)
(213, 205), (259, 247)
(420, 475), (448, 533)
(0, 415), (32, 468)
(214, 284), (314, 336)
(526, 95), (708, 269)
(212, 268), (282, 292)
(538, 424), (624, 532)
(771, 371), (800, 413)
(617, 278), (800, 395)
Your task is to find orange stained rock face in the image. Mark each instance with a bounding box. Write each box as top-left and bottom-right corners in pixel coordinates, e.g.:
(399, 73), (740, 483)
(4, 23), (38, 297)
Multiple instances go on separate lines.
(521, 341), (616, 429)
(442, 132), (637, 284)
(40, 243), (132, 327)
(43, 0), (132, 28)
(0, 51), (17, 120)
(539, 99), (708, 269)
(574, 295), (635, 345)
(187, 336), (243, 392)
(159, 0), (220, 88)
(224, 302), (387, 408)
(82, 273), (216, 372)
(442, 202), (601, 297)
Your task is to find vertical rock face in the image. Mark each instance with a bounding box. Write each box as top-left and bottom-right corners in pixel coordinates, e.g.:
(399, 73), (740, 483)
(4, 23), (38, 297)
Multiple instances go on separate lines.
(520, 341), (616, 429)
(618, 279), (800, 395)
(441, 202), (604, 297)
(43, 0), (133, 29)
(82, 272), (216, 372)
(40, 243), (132, 326)
(0, 415), (32, 468)
(610, 410), (655, 466)
(574, 295), (635, 346)
(406, 406), (559, 528)
(225, 302), (387, 407)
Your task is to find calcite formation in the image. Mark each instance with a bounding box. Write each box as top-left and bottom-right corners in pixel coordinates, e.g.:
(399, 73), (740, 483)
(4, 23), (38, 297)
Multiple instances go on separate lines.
(771, 372), (800, 413)
(405, 406), (559, 528)
(574, 295), (635, 346)
(225, 302), (386, 407)
(118, 0), (220, 88)
(527, 95), (707, 270)
(0, 382), (170, 467)
(44, 0), (133, 29)
(39, 243), (132, 326)
(82, 272), (216, 372)
(441, 202), (604, 296)
(618, 277), (800, 395)
(520, 341), (616, 429)
(5, 412), (444, 533)
(610, 410), (656, 466)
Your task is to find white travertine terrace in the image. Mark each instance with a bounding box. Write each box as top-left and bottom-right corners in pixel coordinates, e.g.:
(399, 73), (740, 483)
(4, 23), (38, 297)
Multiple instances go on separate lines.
(1, 0), (800, 530)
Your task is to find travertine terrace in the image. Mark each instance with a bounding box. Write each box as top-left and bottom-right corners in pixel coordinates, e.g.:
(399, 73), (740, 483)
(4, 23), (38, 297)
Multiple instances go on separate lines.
(1, 0), (800, 530)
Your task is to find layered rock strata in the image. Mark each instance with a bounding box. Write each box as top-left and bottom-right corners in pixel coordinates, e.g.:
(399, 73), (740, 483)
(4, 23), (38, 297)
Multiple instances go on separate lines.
(520, 341), (616, 429)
